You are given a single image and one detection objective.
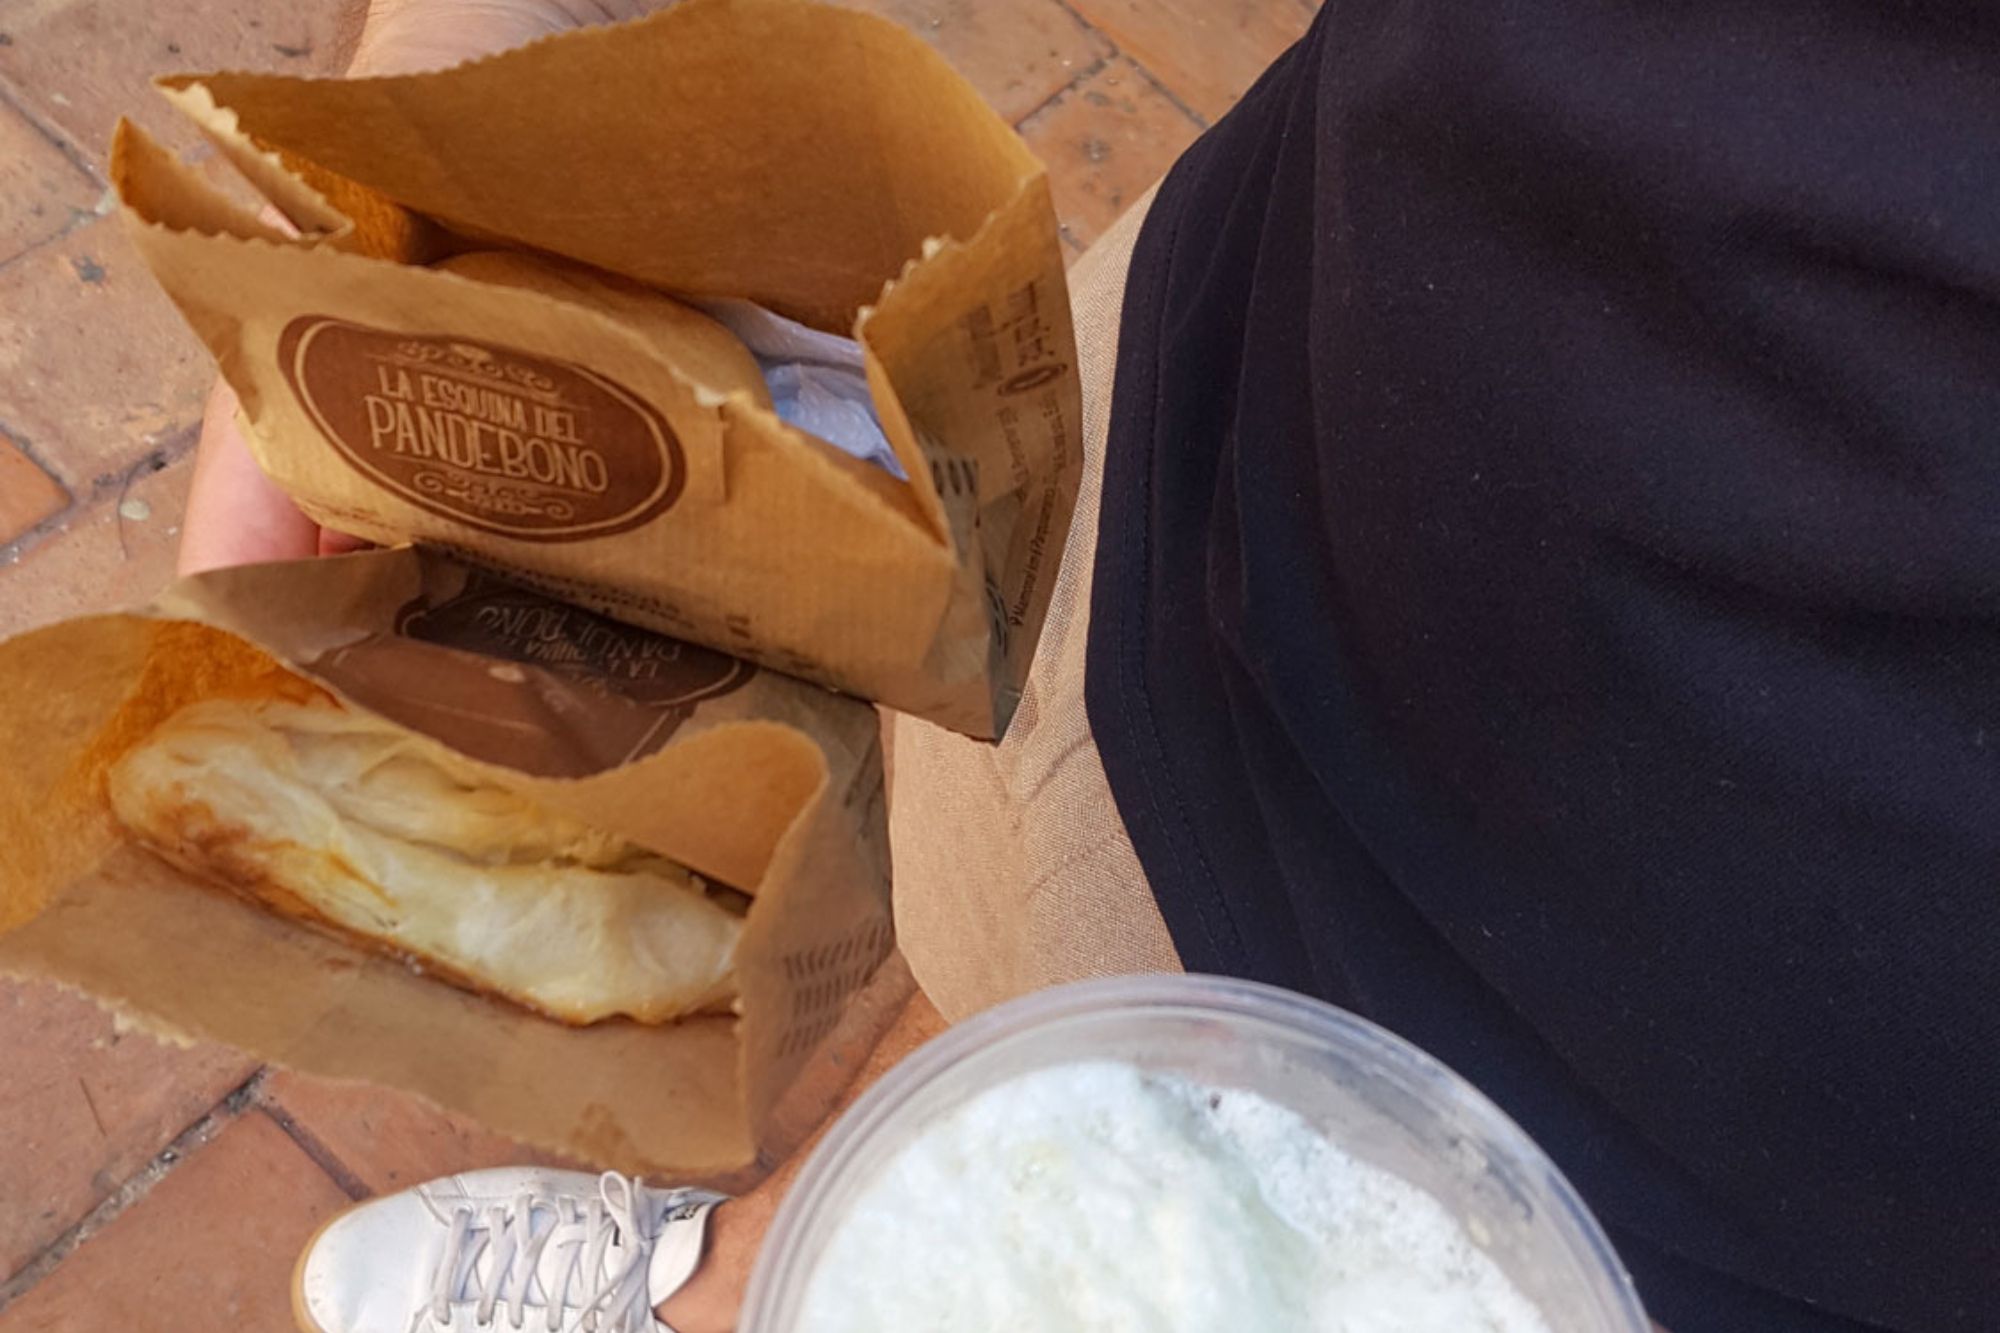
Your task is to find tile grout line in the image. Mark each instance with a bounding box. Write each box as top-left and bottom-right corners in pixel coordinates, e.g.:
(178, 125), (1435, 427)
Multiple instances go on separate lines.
(1008, 22), (1211, 141)
(0, 419), (77, 538)
(258, 1096), (372, 1203)
(1011, 52), (1114, 133)
(0, 421), (65, 482)
(0, 203), (118, 281)
(1039, 0), (1214, 131)
(1125, 55), (1212, 132)
(85, 424), (197, 504)
(1006, 11), (1208, 257)
(0, 1067), (269, 1316)
(1045, 0), (1107, 47)
(0, 158), (118, 281)
(0, 421), (198, 566)
(1007, 0), (1119, 131)
(0, 74), (109, 190)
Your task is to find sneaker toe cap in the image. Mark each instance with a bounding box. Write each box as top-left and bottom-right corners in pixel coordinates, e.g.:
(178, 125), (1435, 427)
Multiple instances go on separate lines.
(297, 1193), (446, 1333)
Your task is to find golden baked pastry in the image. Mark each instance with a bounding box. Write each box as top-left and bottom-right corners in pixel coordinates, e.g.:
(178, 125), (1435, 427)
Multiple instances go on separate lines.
(106, 689), (742, 1024)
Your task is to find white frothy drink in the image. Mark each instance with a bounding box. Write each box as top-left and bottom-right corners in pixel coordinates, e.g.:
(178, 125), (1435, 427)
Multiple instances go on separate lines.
(795, 1060), (1554, 1333)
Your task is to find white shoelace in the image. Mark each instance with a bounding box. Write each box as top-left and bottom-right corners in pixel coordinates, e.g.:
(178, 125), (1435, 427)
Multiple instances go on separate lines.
(429, 1172), (658, 1332)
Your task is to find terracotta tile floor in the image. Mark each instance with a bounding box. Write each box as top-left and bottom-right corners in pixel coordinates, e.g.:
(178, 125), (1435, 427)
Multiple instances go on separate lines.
(0, 0), (1315, 1324)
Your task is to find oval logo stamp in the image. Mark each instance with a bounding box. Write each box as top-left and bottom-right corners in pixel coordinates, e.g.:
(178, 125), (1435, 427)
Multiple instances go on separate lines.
(307, 569), (753, 776)
(395, 571), (754, 713)
(278, 317), (684, 541)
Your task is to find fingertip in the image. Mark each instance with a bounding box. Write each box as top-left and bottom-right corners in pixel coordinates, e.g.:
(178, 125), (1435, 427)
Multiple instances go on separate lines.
(317, 529), (372, 558)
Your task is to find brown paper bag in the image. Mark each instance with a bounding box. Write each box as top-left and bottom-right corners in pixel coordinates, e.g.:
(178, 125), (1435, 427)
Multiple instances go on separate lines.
(112, 0), (1082, 740)
(0, 548), (892, 1177)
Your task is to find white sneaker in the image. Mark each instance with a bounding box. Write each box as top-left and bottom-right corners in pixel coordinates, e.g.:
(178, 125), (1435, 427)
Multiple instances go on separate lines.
(292, 1167), (726, 1333)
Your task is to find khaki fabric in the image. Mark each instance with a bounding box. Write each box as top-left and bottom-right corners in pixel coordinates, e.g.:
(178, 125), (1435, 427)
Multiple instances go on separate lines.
(889, 193), (1180, 1023)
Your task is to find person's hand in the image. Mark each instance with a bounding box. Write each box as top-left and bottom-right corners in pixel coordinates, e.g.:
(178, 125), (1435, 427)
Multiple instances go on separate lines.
(177, 381), (367, 574)
(346, 0), (668, 79)
(177, 0), (671, 576)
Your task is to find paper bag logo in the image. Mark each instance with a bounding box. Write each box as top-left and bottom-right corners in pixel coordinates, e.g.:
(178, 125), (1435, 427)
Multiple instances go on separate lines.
(279, 318), (684, 541)
(396, 573), (753, 712)
(307, 570), (752, 778)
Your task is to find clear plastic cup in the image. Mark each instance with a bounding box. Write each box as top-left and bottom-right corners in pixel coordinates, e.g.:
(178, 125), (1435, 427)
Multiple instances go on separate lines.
(742, 973), (1650, 1332)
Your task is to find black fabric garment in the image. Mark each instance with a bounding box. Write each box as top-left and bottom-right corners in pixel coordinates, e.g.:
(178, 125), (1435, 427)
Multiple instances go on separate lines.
(1085, 5), (2000, 1331)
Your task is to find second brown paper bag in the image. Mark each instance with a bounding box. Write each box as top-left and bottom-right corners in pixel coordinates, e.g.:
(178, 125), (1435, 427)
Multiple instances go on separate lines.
(111, 0), (1082, 740)
(0, 549), (892, 1177)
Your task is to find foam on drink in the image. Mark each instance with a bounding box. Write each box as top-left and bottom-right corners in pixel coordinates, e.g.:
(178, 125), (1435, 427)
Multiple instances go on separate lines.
(795, 1060), (1554, 1333)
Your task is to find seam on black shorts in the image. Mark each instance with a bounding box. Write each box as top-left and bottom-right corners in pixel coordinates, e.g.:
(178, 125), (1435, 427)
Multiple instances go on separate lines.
(1104, 167), (1240, 968)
